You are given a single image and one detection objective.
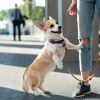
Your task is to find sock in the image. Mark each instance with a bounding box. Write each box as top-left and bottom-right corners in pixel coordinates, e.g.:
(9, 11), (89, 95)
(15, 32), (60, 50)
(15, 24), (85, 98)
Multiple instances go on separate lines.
(84, 83), (89, 86)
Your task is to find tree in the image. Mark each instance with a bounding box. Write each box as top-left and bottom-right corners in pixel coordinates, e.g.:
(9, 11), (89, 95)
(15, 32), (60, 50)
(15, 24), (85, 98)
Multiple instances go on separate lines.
(34, 6), (45, 21)
(0, 10), (10, 20)
(22, 0), (35, 20)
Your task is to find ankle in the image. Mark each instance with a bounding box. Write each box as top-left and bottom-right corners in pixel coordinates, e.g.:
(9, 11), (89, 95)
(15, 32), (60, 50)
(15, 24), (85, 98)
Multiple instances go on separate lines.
(84, 82), (89, 86)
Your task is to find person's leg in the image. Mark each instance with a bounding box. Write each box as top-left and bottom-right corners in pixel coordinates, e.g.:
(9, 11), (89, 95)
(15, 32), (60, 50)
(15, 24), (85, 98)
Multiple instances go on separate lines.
(13, 21), (16, 41)
(17, 22), (21, 41)
(96, 0), (100, 17)
(80, 38), (91, 85)
(73, 0), (95, 98)
(78, 0), (95, 83)
(81, 0), (100, 85)
(81, 71), (89, 84)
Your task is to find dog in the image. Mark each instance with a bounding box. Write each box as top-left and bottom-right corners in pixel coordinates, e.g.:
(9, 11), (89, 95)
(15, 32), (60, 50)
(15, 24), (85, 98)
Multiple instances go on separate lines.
(23, 16), (82, 96)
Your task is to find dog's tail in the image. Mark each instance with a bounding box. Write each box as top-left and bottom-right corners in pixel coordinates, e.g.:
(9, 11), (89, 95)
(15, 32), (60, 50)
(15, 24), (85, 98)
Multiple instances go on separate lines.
(23, 69), (30, 93)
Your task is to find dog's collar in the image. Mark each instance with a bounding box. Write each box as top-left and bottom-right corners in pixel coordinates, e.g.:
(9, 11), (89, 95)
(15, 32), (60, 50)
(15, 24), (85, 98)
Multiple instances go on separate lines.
(49, 39), (66, 47)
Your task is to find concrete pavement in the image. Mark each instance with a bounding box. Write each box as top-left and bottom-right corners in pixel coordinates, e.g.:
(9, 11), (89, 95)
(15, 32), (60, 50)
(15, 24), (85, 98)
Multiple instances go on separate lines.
(0, 35), (100, 100)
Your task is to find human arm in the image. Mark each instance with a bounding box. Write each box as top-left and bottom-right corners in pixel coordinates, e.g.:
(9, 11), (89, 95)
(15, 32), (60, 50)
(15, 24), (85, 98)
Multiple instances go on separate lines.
(67, 0), (77, 16)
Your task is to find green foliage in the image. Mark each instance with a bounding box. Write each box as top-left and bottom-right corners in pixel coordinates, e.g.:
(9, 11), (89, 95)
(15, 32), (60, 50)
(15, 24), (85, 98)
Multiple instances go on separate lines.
(20, 0), (45, 21)
(34, 6), (45, 21)
(21, 0), (35, 20)
(0, 10), (9, 20)
(19, 5), (26, 17)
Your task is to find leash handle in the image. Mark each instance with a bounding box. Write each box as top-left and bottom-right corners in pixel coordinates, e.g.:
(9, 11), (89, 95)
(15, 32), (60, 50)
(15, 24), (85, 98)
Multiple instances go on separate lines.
(65, 48), (100, 82)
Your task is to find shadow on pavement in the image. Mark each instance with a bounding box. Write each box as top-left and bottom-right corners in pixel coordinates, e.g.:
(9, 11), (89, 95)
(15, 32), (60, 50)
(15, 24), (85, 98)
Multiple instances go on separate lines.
(0, 53), (37, 68)
(0, 86), (75, 100)
(82, 92), (100, 98)
(0, 86), (100, 100)
(54, 60), (100, 78)
(0, 43), (44, 49)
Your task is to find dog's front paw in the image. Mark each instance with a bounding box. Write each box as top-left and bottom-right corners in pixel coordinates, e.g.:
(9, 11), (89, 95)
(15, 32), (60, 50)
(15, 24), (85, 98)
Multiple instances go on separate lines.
(57, 61), (63, 69)
(52, 55), (63, 69)
(76, 43), (83, 50)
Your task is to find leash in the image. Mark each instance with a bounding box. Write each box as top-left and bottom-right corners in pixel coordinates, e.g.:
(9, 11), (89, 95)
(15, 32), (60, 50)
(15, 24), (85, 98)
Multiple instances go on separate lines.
(45, 38), (100, 82)
(65, 48), (100, 82)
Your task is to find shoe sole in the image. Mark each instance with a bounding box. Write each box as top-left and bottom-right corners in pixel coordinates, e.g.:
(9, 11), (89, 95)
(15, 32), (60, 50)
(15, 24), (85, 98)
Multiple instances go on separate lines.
(74, 91), (91, 98)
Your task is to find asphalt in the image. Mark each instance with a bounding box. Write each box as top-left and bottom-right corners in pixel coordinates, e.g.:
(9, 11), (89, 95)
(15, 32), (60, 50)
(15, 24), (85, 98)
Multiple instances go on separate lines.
(0, 35), (100, 100)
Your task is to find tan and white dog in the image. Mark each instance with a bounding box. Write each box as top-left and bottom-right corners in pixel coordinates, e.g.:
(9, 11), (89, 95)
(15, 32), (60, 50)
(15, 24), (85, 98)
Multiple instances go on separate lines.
(23, 16), (82, 96)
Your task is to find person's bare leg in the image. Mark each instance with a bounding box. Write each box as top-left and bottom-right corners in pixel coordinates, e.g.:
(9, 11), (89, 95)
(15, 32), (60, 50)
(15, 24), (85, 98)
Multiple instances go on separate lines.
(81, 71), (89, 84)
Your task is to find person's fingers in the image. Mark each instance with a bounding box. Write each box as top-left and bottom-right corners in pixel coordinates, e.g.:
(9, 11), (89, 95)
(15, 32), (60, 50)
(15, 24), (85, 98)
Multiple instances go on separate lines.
(72, 11), (76, 16)
(67, 7), (72, 11)
(72, 6), (77, 12)
(69, 11), (73, 15)
(67, 4), (74, 11)
(69, 10), (77, 16)
(67, 4), (77, 14)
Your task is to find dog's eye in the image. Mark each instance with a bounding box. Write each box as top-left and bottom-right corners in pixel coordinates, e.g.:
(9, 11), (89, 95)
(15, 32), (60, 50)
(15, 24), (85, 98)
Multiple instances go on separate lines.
(56, 22), (58, 24)
(50, 24), (54, 28)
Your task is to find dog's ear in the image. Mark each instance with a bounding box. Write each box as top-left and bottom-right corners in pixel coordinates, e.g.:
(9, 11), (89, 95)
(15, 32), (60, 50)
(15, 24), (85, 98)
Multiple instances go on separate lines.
(49, 16), (53, 20)
(35, 20), (45, 30)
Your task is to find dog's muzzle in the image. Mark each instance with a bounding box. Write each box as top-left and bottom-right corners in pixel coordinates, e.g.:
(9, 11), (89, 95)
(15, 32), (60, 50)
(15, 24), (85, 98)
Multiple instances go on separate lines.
(51, 26), (62, 34)
(51, 30), (62, 34)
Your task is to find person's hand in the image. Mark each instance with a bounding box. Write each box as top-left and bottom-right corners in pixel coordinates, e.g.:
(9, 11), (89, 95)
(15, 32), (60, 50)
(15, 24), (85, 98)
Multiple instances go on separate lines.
(67, 3), (77, 16)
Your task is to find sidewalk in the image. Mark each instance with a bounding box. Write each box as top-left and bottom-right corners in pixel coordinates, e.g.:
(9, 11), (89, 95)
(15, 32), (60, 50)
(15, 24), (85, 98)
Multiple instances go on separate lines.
(0, 35), (100, 100)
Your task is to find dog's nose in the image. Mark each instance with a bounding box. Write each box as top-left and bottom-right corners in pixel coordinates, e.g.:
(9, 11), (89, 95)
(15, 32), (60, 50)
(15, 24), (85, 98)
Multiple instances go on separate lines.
(58, 26), (62, 29)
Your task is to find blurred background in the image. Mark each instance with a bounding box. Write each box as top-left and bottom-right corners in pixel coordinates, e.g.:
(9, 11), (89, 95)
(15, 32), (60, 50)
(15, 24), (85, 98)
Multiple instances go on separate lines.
(0, 0), (45, 35)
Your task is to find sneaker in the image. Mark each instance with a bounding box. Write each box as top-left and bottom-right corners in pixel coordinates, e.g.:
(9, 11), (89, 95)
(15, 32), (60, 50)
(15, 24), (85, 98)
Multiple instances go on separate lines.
(73, 82), (91, 98)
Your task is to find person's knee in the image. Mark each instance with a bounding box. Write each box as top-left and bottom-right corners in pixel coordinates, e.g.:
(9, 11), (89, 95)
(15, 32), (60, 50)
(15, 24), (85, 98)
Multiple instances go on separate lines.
(81, 38), (90, 45)
(81, 37), (92, 52)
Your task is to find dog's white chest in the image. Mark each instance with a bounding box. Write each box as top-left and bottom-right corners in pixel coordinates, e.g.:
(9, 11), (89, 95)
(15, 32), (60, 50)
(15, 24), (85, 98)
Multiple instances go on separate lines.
(56, 46), (65, 59)
(46, 41), (65, 59)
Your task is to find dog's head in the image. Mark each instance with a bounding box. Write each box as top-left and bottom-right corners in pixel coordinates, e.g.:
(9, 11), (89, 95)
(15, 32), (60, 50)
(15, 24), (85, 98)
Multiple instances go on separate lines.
(35, 16), (62, 39)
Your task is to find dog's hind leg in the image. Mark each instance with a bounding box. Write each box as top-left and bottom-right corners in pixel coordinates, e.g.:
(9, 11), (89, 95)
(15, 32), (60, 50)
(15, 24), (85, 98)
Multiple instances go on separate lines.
(38, 86), (49, 93)
(23, 75), (30, 93)
(38, 77), (50, 93)
(31, 76), (42, 96)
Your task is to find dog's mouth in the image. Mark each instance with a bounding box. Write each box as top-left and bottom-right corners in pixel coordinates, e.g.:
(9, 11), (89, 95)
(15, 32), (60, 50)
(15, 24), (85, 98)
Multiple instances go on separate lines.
(51, 29), (62, 34)
(58, 29), (62, 33)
